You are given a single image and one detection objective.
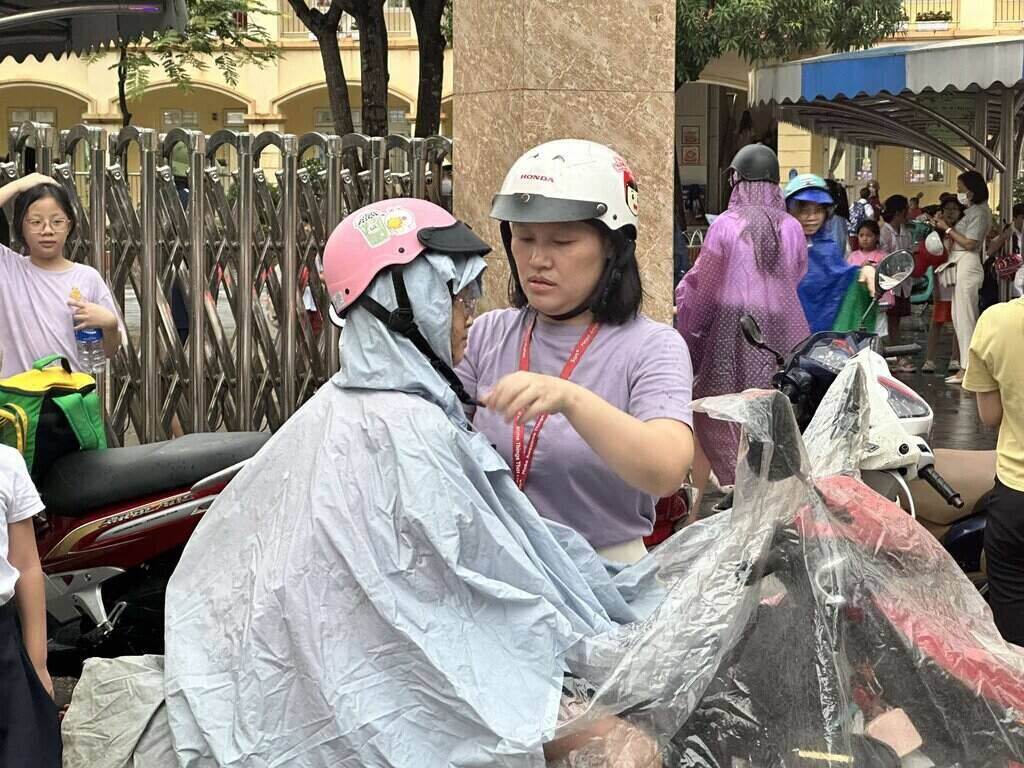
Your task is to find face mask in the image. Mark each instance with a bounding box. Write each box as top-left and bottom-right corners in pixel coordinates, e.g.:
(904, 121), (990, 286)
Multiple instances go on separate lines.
(957, 192), (970, 205)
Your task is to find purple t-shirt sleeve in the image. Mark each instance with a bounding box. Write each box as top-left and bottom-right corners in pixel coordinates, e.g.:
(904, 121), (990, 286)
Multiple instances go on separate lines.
(456, 323), (482, 403)
(628, 325), (694, 427)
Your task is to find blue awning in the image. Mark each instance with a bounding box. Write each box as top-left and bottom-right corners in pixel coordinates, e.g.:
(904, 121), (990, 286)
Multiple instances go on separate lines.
(746, 37), (1024, 176)
(751, 36), (1024, 105)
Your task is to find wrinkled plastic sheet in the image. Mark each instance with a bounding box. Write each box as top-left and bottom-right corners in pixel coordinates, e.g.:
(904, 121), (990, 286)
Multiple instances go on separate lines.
(803, 349), (921, 479)
(61, 655), (175, 768)
(62, 380), (1024, 767)
(669, 380), (1024, 766)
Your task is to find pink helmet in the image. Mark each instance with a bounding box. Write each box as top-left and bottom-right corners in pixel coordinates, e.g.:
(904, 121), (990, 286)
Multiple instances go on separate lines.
(324, 197), (489, 318)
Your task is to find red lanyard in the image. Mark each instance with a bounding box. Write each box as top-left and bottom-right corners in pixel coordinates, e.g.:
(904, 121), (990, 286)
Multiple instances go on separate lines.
(512, 316), (600, 490)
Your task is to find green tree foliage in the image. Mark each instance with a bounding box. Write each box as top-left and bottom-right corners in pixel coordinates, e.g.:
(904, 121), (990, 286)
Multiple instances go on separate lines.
(106, 0), (278, 125)
(676, 0), (906, 87)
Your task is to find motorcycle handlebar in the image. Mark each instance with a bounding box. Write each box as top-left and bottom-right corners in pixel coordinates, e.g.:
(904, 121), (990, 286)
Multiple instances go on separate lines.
(919, 465), (965, 509)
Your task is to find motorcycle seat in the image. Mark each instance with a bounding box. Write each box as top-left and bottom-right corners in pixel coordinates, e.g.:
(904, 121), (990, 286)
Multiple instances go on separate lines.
(39, 432), (271, 517)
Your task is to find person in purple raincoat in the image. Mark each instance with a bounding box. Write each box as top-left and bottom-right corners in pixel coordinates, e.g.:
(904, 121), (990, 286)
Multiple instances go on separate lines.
(675, 145), (810, 505)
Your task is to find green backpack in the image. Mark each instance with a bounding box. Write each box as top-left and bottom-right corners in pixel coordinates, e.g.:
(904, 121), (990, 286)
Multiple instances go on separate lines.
(0, 355), (107, 481)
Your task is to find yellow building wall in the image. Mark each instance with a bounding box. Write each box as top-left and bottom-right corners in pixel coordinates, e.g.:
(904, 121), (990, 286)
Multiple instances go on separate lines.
(776, 123), (827, 177)
(0, 85), (89, 155)
(0, 10), (454, 159)
(872, 145), (961, 206)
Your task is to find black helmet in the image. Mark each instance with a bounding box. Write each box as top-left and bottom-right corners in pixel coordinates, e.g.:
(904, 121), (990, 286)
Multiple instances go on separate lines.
(728, 143), (780, 184)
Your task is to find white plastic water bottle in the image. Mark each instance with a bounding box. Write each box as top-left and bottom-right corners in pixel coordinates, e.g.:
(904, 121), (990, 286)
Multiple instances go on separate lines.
(75, 328), (106, 374)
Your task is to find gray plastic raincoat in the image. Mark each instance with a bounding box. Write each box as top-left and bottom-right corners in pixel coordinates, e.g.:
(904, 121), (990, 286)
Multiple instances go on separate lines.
(158, 253), (704, 767)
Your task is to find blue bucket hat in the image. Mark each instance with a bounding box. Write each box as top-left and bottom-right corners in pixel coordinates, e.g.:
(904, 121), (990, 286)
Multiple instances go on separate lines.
(784, 173), (834, 206)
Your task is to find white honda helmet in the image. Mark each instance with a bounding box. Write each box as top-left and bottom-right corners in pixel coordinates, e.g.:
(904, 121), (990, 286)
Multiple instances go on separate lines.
(490, 140), (640, 321)
(490, 139), (638, 234)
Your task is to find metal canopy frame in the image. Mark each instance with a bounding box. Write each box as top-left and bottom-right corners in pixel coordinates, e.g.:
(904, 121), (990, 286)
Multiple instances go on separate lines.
(771, 84), (1018, 174)
(770, 85), (1022, 302)
(752, 39), (1024, 300)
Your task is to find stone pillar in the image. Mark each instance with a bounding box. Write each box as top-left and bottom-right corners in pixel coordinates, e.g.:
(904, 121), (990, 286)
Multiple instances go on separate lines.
(453, 0), (677, 321)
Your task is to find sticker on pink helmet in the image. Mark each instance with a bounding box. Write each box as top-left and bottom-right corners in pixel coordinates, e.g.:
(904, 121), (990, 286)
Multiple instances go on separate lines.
(354, 206), (418, 248)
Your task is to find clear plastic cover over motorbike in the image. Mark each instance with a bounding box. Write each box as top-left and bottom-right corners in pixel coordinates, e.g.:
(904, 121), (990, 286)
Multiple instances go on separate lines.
(802, 349), (922, 478)
(648, 383), (1024, 766)
(64, 372), (1024, 766)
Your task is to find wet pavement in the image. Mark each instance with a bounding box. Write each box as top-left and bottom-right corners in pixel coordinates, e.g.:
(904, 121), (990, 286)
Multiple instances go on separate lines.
(892, 320), (997, 452)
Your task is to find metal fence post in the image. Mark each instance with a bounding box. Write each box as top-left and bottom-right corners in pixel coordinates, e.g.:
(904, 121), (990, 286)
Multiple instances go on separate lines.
(14, 122), (55, 176)
(138, 128), (161, 442)
(409, 137), (426, 199)
(35, 124), (54, 176)
(325, 135), (344, 374)
(86, 126), (113, 424)
(236, 133), (255, 431)
(280, 134), (299, 419)
(187, 130), (208, 429)
(369, 135), (387, 202)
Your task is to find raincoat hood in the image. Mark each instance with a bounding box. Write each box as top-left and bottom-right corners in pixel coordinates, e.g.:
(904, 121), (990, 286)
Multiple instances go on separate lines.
(675, 179), (809, 485)
(798, 220), (859, 333)
(333, 251), (486, 424)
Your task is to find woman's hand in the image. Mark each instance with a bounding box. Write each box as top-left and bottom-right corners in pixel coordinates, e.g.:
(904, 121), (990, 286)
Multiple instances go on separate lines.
(480, 372), (580, 425)
(933, 217), (949, 232)
(859, 265), (877, 297)
(68, 298), (118, 333)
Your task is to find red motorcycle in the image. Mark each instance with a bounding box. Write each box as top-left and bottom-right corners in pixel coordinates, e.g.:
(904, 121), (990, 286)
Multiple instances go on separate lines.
(33, 432), (268, 666)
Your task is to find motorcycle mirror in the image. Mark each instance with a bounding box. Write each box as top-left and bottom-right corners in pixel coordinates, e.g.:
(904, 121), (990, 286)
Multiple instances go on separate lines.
(740, 314), (765, 346)
(740, 313), (786, 367)
(876, 249), (915, 295)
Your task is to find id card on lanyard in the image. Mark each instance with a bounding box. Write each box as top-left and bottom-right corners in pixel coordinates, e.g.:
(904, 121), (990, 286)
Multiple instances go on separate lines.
(512, 315), (600, 490)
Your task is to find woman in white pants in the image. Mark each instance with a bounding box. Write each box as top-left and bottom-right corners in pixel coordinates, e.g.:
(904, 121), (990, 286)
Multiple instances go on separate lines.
(934, 170), (991, 385)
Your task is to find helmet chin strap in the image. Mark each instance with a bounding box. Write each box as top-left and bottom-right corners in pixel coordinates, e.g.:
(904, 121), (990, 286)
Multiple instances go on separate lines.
(357, 267), (479, 407)
(499, 221), (633, 323)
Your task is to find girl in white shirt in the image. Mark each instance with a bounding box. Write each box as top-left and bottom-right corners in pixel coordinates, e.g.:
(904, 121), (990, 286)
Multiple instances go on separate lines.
(0, 443), (59, 767)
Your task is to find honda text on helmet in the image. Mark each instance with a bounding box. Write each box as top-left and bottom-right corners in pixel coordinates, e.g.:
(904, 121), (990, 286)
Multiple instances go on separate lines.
(490, 139), (639, 322)
(323, 197), (491, 404)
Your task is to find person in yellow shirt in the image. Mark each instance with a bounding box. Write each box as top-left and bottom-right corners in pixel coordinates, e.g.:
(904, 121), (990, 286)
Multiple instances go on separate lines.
(963, 297), (1024, 645)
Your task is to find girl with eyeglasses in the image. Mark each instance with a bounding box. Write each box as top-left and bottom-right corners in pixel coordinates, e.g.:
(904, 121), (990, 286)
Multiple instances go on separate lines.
(0, 174), (122, 377)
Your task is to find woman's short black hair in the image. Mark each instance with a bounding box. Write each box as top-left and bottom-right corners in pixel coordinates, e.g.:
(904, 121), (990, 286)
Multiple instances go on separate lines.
(825, 179), (849, 220)
(881, 194), (909, 223)
(958, 170), (989, 204)
(507, 220), (643, 325)
(13, 182), (77, 243)
(856, 219), (880, 238)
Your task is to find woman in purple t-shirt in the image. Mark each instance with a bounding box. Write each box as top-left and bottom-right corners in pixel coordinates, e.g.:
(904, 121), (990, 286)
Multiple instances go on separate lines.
(457, 140), (695, 564)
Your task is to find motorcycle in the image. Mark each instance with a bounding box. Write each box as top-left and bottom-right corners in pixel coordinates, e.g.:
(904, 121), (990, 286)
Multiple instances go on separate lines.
(673, 389), (1024, 767)
(34, 431), (269, 665)
(736, 249), (988, 584)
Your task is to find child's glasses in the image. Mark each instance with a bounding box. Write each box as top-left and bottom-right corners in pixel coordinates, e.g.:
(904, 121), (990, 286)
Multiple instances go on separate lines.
(25, 217), (70, 233)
